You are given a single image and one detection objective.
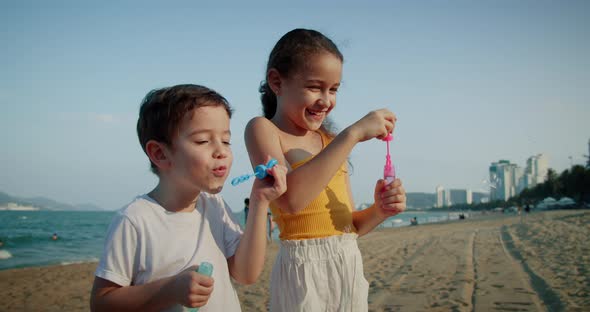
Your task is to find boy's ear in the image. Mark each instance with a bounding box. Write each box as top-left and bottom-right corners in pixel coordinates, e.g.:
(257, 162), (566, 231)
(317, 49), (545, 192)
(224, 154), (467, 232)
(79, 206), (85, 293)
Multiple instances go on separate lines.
(267, 68), (282, 96)
(146, 140), (171, 171)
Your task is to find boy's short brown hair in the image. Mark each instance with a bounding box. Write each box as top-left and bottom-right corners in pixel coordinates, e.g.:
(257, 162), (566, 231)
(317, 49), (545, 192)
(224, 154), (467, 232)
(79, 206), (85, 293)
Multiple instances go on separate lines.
(136, 84), (233, 174)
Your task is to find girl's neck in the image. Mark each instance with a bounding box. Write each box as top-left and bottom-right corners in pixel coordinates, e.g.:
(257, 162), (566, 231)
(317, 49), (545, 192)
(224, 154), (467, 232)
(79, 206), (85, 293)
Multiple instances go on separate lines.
(148, 182), (200, 213)
(271, 114), (310, 137)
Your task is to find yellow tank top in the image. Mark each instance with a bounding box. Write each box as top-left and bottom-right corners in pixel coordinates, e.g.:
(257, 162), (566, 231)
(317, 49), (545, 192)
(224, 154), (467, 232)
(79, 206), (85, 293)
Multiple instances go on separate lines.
(270, 131), (357, 240)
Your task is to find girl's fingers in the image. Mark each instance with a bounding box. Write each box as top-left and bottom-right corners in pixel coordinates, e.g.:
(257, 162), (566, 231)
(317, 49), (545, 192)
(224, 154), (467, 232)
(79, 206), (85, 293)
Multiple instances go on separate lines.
(382, 203), (406, 211)
(381, 196), (406, 205)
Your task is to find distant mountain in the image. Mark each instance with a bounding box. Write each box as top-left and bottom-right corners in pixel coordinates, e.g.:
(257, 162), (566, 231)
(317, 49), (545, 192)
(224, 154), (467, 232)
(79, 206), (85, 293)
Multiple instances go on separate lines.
(356, 192), (436, 210)
(0, 190), (105, 211)
(406, 192), (436, 209)
(357, 192), (488, 210)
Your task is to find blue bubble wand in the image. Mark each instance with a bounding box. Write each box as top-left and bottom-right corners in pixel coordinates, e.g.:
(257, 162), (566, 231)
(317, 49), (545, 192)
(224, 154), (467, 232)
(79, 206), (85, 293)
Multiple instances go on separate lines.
(230, 159), (278, 186)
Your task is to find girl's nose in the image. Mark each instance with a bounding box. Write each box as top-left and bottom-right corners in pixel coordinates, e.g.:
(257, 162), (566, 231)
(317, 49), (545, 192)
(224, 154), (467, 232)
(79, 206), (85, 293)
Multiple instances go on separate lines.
(318, 91), (331, 107)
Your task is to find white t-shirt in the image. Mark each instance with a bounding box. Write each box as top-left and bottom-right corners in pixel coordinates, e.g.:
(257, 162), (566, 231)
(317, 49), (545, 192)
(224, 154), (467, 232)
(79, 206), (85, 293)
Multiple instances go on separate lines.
(95, 192), (244, 311)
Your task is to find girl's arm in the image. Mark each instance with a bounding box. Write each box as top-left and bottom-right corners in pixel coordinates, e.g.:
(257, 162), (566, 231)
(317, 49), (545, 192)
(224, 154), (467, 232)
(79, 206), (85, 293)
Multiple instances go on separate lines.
(348, 173), (385, 236)
(353, 178), (407, 236)
(90, 269), (213, 312)
(245, 110), (394, 214)
(245, 117), (357, 214)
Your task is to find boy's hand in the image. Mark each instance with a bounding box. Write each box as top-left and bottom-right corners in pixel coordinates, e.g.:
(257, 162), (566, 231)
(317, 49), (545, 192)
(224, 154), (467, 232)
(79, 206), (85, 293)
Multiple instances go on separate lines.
(250, 156), (287, 204)
(171, 265), (214, 309)
(373, 178), (406, 219)
(348, 109), (396, 142)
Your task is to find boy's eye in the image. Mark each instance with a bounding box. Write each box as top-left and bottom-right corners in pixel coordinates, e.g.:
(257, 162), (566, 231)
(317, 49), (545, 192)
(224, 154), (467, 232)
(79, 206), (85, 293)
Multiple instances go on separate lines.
(223, 141), (231, 146)
(307, 86), (321, 91)
(195, 141), (208, 144)
(330, 88), (339, 94)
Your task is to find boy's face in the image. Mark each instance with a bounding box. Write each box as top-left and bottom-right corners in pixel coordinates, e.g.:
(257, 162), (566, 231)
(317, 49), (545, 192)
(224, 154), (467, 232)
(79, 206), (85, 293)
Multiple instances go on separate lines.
(166, 105), (233, 194)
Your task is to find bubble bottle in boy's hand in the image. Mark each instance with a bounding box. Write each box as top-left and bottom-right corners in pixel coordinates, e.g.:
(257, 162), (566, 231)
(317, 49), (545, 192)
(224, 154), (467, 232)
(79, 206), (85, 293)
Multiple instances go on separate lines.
(189, 262), (213, 312)
(382, 133), (395, 185)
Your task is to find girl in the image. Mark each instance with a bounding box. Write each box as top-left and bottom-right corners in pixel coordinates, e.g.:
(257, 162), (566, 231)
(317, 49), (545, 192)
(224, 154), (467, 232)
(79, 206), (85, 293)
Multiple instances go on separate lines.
(245, 29), (407, 311)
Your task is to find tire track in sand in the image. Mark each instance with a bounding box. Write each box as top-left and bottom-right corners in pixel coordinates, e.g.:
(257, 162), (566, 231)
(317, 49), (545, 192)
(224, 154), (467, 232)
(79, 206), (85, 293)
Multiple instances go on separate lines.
(367, 229), (476, 311)
(471, 226), (546, 311)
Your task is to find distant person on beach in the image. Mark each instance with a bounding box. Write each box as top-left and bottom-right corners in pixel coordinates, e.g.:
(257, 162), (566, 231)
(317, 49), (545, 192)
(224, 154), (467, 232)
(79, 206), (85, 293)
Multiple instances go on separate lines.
(245, 28), (406, 311)
(0, 239), (3, 248)
(90, 84), (287, 311)
(267, 209), (273, 242)
(51, 233), (58, 240)
(244, 197), (250, 224)
(410, 217), (418, 226)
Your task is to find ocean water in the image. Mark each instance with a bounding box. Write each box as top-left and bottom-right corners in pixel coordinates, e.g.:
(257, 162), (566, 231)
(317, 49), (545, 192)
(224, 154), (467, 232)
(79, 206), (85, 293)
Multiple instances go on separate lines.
(0, 210), (468, 271)
(0, 211), (114, 270)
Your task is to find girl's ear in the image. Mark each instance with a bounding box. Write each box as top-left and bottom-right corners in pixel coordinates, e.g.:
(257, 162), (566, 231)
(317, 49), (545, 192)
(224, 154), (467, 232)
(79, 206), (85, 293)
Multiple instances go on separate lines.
(267, 68), (282, 96)
(146, 140), (172, 171)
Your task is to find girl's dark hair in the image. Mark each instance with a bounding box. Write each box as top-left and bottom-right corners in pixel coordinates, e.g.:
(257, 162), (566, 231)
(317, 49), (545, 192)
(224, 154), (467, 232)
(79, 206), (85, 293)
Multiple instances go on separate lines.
(137, 84), (233, 174)
(259, 29), (343, 129)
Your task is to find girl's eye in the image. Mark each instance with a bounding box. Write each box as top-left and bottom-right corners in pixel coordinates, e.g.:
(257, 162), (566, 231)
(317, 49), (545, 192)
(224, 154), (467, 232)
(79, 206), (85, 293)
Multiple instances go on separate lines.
(195, 141), (208, 144)
(308, 86), (321, 91)
(330, 88), (339, 94)
(223, 141), (231, 146)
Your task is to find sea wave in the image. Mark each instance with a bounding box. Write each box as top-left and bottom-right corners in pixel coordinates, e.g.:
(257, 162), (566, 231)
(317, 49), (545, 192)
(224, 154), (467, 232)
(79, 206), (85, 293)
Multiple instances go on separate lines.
(0, 250), (13, 260)
(60, 258), (99, 266)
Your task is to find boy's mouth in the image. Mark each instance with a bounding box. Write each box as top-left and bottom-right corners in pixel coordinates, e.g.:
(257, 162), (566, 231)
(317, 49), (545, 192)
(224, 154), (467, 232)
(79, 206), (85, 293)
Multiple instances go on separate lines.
(212, 166), (227, 177)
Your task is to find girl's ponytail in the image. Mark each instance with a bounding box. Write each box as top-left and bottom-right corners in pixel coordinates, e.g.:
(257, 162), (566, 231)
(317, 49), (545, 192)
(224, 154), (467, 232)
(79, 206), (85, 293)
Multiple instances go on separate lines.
(259, 81), (277, 119)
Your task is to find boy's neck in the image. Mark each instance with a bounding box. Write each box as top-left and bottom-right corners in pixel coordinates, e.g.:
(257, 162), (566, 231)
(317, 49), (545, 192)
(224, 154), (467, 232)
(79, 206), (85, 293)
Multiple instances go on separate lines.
(148, 182), (200, 213)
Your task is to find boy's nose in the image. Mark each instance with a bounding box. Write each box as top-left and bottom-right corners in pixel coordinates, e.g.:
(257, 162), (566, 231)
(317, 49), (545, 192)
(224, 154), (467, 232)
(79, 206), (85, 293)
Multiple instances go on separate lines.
(213, 149), (227, 159)
(213, 144), (229, 159)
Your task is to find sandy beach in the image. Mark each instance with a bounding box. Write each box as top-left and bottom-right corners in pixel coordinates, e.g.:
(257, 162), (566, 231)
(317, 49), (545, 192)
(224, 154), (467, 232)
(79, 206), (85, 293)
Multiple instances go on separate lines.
(1, 210), (588, 311)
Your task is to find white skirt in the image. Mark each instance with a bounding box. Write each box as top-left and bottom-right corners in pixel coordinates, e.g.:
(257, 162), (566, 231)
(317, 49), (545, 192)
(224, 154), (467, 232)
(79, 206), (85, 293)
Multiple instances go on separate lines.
(270, 233), (369, 312)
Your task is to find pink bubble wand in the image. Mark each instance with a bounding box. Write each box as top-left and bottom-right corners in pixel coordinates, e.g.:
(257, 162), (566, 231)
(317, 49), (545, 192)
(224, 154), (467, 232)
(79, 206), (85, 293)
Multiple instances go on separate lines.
(382, 133), (395, 185)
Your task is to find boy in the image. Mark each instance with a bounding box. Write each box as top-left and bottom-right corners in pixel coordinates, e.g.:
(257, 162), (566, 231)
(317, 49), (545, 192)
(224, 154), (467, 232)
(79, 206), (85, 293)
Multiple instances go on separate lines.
(90, 84), (287, 311)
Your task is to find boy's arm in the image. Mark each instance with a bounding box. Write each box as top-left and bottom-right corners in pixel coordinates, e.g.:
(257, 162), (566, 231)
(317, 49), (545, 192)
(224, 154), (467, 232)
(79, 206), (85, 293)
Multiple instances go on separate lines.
(90, 268), (213, 312)
(227, 163), (287, 284)
(227, 197), (271, 285)
(90, 276), (176, 312)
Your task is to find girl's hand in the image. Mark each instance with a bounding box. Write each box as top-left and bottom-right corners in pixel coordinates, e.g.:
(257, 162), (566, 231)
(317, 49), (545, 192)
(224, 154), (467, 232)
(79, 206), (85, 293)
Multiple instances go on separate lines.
(348, 109), (396, 142)
(373, 178), (406, 219)
(250, 156), (288, 205)
(171, 265), (214, 309)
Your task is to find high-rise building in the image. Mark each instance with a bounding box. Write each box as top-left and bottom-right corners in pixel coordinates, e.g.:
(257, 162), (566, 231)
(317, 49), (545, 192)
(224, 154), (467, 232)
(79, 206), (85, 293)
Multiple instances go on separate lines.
(489, 160), (516, 201)
(444, 189), (452, 207)
(490, 154), (549, 202)
(525, 154), (549, 186)
(435, 185), (444, 208)
(450, 189), (471, 205)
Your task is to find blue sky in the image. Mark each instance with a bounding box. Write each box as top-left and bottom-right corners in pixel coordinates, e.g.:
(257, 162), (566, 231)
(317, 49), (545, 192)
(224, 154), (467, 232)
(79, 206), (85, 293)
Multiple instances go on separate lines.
(1, 1), (589, 211)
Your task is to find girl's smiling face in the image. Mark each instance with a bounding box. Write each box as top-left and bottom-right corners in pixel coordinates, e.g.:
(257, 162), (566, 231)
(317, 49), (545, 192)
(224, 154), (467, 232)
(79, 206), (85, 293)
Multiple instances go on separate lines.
(273, 52), (342, 134)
